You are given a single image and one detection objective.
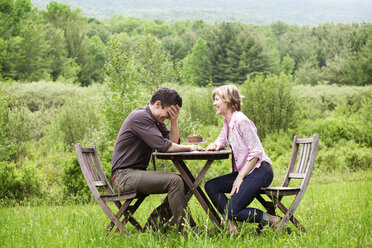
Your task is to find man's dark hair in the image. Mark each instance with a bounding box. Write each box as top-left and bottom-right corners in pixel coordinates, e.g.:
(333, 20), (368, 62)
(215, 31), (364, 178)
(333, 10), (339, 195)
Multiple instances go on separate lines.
(150, 87), (182, 108)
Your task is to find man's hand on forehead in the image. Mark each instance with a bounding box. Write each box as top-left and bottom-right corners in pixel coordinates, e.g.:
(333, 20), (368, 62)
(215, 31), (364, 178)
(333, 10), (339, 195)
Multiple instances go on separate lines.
(168, 104), (180, 121)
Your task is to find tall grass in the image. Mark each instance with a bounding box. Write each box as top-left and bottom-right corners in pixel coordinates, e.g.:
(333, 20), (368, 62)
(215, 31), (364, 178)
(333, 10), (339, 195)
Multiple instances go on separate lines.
(1, 170), (370, 247)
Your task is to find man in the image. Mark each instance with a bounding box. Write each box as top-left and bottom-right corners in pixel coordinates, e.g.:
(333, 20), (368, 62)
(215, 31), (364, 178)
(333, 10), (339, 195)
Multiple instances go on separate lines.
(111, 87), (204, 231)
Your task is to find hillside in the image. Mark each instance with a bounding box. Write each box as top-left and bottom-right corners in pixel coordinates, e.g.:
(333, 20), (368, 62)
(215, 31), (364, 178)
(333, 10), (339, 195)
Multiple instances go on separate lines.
(31, 0), (372, 25)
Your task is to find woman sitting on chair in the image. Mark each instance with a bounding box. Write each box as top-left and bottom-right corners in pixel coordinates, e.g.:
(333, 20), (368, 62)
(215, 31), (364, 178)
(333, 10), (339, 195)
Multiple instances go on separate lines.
(205, 84), (281, 234)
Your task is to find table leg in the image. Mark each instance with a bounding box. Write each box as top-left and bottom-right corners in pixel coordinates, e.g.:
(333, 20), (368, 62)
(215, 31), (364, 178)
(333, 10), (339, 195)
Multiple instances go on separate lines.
(185, 160), (213, 202)
(172, 160), (222, 227)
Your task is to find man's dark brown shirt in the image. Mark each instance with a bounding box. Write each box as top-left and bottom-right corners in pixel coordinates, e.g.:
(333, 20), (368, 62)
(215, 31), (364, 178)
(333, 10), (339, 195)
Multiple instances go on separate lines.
(111, 104), (172, 175)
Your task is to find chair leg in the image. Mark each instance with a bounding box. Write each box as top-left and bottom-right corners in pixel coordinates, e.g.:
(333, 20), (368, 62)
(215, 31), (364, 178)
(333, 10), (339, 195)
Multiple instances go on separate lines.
(255, 194), (277, 234)
(125, 195), (147, 232)
(106, 195), (147, 233)
(97, 199), (130, 235)
(257, 194), (306, 233)
(275, 198), (306, 232)
(106, 199), (133, 233)
(256, 194), (276, 215)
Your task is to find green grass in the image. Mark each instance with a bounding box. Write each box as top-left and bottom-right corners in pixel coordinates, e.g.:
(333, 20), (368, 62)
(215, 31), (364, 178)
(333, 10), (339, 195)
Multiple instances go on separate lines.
(1, 170), (371, 248)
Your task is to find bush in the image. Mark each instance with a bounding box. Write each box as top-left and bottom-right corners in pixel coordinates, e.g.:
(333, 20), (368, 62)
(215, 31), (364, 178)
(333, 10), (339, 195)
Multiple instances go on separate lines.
(61, 152), (112, 203)
(61, 156), (92, 203)
(181, 85), (220, 127)
(293, 84), (371, 120)
(44, 95), (102, 150)
(240, 73), (296, 138)
(317, 141), (372, 172)
(262, 131), (296, 168)
(2, 81), (81, 112)
(297, 107), (371, 148)
(0, 86), (16, 161)
(0, 161), (42, 200)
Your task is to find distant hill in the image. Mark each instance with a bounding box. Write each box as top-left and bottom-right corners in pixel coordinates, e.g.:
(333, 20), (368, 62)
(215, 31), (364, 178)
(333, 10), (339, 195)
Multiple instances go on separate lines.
(31, 0), (372, 25)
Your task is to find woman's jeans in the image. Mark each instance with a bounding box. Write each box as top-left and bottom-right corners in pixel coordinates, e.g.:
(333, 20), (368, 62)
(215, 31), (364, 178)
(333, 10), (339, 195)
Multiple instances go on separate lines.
(205, 164), (273, 223)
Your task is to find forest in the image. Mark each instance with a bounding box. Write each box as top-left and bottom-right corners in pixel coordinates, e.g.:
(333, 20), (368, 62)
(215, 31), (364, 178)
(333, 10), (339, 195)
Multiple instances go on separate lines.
(0, 0), (371, 205)
(31, 0), (372, 25)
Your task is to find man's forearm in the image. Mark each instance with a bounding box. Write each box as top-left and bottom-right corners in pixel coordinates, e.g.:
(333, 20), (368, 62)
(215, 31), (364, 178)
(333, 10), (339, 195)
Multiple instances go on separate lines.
(169, 121), (180, 143)
(167, 143), (193, 152)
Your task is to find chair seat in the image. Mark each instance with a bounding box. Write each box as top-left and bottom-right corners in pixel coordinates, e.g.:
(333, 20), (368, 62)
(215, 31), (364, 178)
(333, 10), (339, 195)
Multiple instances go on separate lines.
(100, 192), (138, 202)
(259, 187), (301, 196)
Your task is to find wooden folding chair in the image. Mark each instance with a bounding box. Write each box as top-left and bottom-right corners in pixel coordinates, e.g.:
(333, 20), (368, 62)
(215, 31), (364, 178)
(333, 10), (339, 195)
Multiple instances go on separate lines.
(256, 134), (319, 233)
(74, 144), (147, 235)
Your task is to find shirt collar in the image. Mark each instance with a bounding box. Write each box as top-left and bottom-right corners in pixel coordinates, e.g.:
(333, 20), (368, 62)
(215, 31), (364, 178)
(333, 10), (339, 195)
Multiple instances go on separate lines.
(145, 104), (157, 123)
(225, 111), (239, 129)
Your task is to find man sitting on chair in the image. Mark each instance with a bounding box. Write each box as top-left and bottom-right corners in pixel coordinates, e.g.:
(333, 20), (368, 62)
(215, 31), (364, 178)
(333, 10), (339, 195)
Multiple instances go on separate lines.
(111, 87), (204, 232)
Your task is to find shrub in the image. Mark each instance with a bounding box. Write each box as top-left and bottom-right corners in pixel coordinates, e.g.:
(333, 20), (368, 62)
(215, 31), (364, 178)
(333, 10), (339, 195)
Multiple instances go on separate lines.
(0, 161), (42, 200)
(297, 105), (372, 148)
(181, 85), (220, 127)
(293, 84), (371, 120)
(44, 96), (101, 150)
(61, 156), (92, 203)
(61, 151), (112, 203)
(317, 141), (372, 172)
(262, 131), (296, 169)
(0, 86), (16, 161)
(240, 73), (296, 138)
(2, 81), (81, 112)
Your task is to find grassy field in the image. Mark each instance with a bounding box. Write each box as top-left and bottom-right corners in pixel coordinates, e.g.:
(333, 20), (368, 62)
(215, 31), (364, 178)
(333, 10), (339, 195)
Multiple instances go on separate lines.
(1, 170), (371, 248)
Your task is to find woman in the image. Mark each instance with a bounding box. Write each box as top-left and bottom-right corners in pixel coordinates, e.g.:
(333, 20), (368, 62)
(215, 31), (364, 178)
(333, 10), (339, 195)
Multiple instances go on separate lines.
(205, 84), (280, 234)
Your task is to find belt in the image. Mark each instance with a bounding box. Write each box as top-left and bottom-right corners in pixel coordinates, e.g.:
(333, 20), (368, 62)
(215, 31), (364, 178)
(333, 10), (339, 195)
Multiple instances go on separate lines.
(261, 161), (271, 167)
(111, 168), (138, 182)
(111, 168), (126, 183)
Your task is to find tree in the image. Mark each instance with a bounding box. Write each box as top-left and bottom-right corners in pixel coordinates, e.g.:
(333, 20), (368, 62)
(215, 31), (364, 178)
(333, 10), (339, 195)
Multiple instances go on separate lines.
(84, 35), (107, 83)
(182, 38), (211, 86)
(206, 22), (240, 85)
(3, 10), (51, 81)
(134, 31), (180, 91)
(0, 38), (7, 80)
(359, 38), (372, 85)
(295, 57), (323, 85)
(280, 54), (295, 75)
(44, 1), (95, 84)
(45, 26), (68, 81)
(161, 30), (197, 61)
(202, 22), (273, 86)
(103, 32), (180, 138)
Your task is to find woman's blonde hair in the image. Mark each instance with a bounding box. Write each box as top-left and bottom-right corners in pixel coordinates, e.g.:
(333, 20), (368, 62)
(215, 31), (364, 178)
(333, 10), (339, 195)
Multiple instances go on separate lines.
(212, 84), (242, 111)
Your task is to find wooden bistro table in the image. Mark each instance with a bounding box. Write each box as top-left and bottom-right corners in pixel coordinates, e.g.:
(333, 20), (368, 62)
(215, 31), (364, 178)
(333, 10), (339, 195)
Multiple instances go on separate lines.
(153, 149), (231, 227)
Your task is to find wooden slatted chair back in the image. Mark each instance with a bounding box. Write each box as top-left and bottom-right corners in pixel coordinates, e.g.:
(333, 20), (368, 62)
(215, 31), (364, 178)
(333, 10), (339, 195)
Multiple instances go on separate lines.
(281, 134), (319, 188)
(75, 144), (115, 196)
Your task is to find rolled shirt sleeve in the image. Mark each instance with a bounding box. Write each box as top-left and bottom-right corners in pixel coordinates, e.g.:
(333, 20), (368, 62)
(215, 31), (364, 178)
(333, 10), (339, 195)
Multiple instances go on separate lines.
(132, 116), (172, 153)
(237, 119), (264, 162)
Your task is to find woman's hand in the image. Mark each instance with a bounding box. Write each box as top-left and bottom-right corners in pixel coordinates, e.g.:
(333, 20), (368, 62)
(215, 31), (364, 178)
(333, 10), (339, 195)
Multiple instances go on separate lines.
(230, 175), (244, 196)
(207, 142), (220, 151)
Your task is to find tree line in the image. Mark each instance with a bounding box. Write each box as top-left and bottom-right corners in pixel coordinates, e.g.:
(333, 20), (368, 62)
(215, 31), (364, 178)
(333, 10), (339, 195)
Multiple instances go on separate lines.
(1, 0), (371, 86)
